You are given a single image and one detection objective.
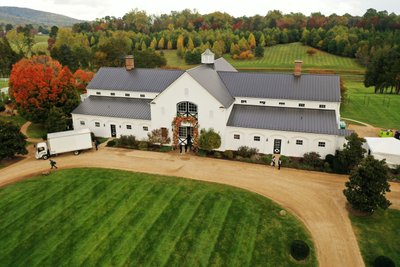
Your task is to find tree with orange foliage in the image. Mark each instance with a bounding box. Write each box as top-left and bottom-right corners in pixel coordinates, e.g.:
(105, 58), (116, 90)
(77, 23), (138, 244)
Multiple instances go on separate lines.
(9, 56), (80, 123)
(73, 69), (94, 93)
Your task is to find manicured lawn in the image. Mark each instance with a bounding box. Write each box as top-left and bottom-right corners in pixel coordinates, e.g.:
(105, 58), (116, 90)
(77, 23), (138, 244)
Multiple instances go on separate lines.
(350, 209), (400, 266)
(26, 123), (47, 139)
(162, 50), (196, 69)
(0, 168), (316, 266)
(341, 78), (400, 129)
(0, 115), (27, 127)
(225, 42), (364, 73)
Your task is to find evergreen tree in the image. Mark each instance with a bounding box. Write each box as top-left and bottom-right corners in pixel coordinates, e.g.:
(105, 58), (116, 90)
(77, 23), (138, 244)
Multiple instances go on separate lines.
(255, 46), (264, 57)
(0, 121), (27, 160)
(343, 156), (391, 214)
(46, 107), (68, 133)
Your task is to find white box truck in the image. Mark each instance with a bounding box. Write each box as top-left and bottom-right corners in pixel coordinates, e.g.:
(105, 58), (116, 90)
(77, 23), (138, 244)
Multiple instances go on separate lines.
(35, 128), (93, 160)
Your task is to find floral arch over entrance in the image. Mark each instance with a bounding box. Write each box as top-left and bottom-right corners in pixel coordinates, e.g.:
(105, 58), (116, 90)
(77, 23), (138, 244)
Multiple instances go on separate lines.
(171, 116), (199, 149)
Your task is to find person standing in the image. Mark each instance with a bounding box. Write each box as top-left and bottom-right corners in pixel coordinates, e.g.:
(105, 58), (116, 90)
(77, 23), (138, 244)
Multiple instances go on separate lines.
(186, 134), (192, 152)
(49, 159), (58, 169)
(94, 139), (99, 151)
(278, 159), (282, 170)
(271, 155), (276, 167)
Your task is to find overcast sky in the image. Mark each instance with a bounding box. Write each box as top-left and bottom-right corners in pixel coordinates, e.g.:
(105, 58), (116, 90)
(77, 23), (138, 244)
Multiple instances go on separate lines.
(1, 0), (399, 21)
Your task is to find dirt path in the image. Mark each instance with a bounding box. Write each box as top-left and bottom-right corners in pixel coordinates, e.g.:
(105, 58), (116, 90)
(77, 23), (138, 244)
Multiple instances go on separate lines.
(1, 148), (399, 267)
(342, 117), (381, 137)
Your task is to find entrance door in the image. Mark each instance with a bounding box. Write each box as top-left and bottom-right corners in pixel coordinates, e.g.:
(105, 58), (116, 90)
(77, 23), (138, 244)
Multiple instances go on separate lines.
(110, 124), (117, 137)
(178, 126), (193, 145)
(273, 139), (282, 154)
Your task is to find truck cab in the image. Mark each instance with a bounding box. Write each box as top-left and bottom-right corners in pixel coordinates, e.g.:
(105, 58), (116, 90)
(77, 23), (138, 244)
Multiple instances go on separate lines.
(35, 142), (49, 160)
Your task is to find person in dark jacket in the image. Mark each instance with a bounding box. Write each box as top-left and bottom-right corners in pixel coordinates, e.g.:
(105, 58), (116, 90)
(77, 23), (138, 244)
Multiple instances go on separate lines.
(49, 159), (58, 169)
(186, 134), (192, 152)
(278, 159), (282, 170)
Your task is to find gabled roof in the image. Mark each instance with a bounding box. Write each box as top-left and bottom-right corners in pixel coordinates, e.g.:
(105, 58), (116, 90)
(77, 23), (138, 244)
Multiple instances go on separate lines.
(187, 58), (236, 108)
(72, 96), (151, 120)
(218, 72), (341, 102)
(227, 104), (351, 136)
(87, 67), (184, 92)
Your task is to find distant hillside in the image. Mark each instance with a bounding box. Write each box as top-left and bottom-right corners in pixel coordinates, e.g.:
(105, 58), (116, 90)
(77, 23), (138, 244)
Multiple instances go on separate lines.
(0, 6), (83, 26)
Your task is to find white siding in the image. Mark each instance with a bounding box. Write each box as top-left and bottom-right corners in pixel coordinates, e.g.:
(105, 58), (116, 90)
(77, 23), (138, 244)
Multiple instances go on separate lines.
(72, 114), (151, 140)
(225, 126), (346, 157)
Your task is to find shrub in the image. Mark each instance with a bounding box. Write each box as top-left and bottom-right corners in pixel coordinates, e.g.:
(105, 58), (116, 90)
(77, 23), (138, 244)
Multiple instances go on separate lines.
(0, 102), (5, 112)
(223, 150), (234, 159)
(197, 149), (207, 157)
(159, 146), (172, 152)
(325, 154), (335, 165)
(237, 146), (259, 158)
(214, 151), (222, 158)
(138, 141), (148, 151)
(373, 256), (395, 267)
(290, 240), (310, 261)
(279, 155), (291, 165)
(261, 154), (273, 164)
(199, 128), (221, 151)
(303, 152), (324, 169)
(148, 128), (170, 145)
(117, 135), (137, 148)
(106, 140), (116, 147)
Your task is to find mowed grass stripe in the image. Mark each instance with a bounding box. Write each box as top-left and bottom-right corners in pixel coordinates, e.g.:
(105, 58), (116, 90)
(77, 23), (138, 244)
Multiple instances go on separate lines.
(208, 194), (261, 266)
(110, 184), (183, 267)
(0, 178), (104, 264)
(68, 181), (159, 266)
(0, 176), (89, 243)
(73, 182), (158, 266)
(120, 187), (208, 266)
(165, 192), (232, 266)
(21, 179), (134, 267)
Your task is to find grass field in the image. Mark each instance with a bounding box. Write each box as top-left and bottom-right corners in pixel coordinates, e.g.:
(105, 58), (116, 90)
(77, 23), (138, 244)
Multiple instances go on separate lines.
(26, 123), (47, 139)
(225, 42), (364, 73)
(0, 79), (8, 88)
(0, 168), (316, 267)
(350, 209), (400, 266)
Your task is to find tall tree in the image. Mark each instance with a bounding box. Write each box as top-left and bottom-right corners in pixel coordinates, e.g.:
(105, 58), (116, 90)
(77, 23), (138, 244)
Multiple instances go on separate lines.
(0, 37), (21, 77)
(343, 156), (391, 214)
(0, 121), (27, 160)
(9, 56), (80, 123)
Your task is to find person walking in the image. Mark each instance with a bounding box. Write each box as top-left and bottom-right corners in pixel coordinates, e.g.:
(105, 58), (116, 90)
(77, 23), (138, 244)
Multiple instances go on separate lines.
(186, 134), (192, 152)
(94, 139), (99, 151)
(271, 155), (276, 167)
(49, 159), (58, 169)
(278, 159), (282, 170)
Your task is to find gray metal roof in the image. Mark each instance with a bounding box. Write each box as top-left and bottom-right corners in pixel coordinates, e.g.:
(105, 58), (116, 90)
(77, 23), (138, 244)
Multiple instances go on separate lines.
(227, 104), (352, 136)
(214, 57), (238, 72)
(218, 72), (341, 102)
(87, 67), (184, 92)
(187, 61), (235, 108)
(72, 96), (151, 120)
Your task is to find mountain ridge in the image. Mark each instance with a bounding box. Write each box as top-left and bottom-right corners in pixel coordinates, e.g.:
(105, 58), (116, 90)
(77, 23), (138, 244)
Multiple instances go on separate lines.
(0, 6), (84, 26)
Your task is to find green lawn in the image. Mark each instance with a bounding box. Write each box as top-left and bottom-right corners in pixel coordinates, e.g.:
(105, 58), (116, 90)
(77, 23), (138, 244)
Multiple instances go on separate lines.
(340, 77), (400, 129)
(162, 50), (196, 69)
(0, 168), (316, 267)
(0, 115), (27, 127)
(26, 123), (47, 139)
(225, 42), (364, 73)
(350, 209), (400, 266)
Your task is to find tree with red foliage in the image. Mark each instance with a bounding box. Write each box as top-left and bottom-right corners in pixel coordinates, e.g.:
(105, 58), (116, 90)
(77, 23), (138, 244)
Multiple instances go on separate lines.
(9, 56), (80, 123)
(73, 69), (94, 93)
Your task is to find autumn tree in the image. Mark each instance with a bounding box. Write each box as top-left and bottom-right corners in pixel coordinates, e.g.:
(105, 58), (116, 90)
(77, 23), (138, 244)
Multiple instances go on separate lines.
(9, 56), (80, 123)
(74, 69), (94, 93)
(187, 37), (195, 51)
(248, 33), (256, 49)
(158, 37), (165, 49)
(0, 121), (27, 160)
(343, 156), (391, 214)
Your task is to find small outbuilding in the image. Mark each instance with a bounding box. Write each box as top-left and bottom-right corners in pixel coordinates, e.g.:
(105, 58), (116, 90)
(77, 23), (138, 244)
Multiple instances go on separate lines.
(365, 137), (400, 167)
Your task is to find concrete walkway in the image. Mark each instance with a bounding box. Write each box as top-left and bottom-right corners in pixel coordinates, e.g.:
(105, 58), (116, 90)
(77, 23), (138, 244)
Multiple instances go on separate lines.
(0, 147), (399, 267)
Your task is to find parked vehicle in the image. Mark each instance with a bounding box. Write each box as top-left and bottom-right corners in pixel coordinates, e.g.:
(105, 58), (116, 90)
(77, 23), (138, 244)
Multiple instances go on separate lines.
(35, 128), (93, 160)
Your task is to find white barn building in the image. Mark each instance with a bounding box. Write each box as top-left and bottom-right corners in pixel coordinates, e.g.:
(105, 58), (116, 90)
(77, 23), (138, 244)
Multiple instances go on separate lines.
(72, 50), (351, 157)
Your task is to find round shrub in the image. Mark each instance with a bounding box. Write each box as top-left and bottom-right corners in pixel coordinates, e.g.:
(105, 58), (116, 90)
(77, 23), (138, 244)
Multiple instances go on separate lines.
(106, 140), (116, 147)
(223, 150), (234, 159)
(138, 141), (148, 151)
(373, 256), (395, 267)
(290, 240), (310, 261)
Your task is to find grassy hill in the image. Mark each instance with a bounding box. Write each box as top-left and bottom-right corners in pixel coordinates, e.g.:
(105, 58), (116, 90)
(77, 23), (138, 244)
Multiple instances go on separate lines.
(0, 6), (82, 26)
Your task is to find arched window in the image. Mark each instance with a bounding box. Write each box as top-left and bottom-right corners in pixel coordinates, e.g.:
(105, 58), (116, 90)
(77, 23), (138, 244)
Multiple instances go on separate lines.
(176, 101), (198, 117)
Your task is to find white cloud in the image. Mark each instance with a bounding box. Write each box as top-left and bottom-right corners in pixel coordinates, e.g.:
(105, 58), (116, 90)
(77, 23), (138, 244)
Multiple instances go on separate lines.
(1, 0), (399, 21)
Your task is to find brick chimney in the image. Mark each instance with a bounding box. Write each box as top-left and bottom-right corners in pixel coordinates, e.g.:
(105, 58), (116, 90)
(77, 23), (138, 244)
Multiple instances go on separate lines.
(125, 55), (134, 71)
(294, 60), (303, 77)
